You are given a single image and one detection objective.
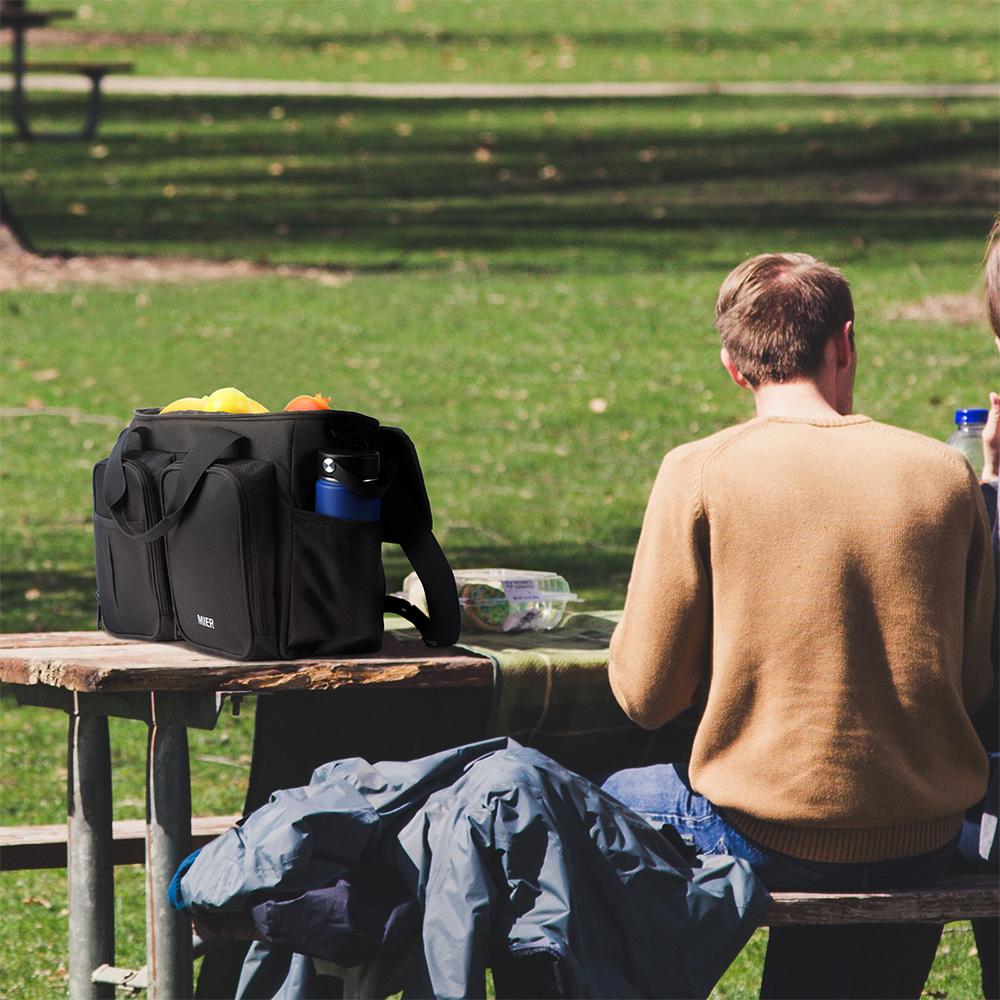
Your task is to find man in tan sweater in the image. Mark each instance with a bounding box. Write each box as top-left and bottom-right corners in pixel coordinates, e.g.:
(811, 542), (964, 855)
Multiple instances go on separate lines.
(603, 253), (995, 998)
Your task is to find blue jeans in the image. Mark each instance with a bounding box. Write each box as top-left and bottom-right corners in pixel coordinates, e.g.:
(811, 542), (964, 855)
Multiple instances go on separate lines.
(601, 763), (957, 891)
(601, 763), (959, 999)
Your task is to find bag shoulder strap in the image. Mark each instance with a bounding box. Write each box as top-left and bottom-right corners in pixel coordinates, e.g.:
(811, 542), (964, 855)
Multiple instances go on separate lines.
(374, 426), (459, 647)
(384, 515), (461, 647)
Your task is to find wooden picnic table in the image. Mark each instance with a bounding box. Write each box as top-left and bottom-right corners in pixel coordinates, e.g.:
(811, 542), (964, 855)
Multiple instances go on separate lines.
(1, 1), (132, 139)
(4, 630), (998, 999)
(0, 629), (491, 1000)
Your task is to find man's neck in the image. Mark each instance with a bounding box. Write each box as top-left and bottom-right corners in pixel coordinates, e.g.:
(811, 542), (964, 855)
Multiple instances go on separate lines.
(752, 380), (848, 420)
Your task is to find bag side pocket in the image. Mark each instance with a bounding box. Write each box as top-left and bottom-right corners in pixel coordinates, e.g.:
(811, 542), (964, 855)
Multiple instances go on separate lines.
(93, 452), (176, 640)
(162, 459), (277, 660)
(286, 509), (384, 656)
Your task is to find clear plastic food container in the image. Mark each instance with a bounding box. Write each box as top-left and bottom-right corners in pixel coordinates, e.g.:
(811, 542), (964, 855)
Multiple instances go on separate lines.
(401, 568), (580, 633)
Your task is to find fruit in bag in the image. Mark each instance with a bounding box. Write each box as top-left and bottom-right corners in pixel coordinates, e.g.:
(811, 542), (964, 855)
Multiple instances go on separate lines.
(160, 396), (208, 413)
(205, 387), (268, 413)
(284, 393), (332, 411)
(160, 387), (269, 414)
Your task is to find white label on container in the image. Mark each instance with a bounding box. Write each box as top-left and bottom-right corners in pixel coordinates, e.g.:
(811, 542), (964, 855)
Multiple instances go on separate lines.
(500, 578), (546, 603)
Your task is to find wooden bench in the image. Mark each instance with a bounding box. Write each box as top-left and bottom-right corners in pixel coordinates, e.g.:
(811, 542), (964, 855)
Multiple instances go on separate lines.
(1, 59), (134, 139)
(0, 814), (239, 871)
(766, 874), (999, 925)
(3, 814), (995, 927)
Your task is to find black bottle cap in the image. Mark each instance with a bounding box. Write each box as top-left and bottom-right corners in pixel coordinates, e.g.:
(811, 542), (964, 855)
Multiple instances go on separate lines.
(318, 449), (380, 482)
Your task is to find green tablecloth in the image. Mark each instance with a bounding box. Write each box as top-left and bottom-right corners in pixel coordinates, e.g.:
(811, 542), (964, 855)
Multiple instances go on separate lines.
(389, 611), (695, 776)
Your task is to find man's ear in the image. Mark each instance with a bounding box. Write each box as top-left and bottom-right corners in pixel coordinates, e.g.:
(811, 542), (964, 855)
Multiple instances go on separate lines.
(833, 321), (855, 369)
(720, 347), (752, 389)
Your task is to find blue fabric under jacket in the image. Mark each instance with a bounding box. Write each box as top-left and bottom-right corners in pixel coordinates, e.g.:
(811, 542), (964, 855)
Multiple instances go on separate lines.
(173, 738), (769, 998)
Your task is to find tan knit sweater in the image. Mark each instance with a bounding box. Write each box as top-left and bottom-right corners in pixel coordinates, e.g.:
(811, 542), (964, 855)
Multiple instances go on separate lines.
(609, 415), (995, 863)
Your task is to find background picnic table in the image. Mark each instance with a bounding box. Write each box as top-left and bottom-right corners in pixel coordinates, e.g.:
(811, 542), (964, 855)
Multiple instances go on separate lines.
(1, 2), (996, 997)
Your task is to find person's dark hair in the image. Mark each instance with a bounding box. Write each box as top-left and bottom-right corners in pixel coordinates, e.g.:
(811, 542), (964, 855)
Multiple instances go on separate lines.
(715, 253), (854, 386)
(984, 215), (1000, 339)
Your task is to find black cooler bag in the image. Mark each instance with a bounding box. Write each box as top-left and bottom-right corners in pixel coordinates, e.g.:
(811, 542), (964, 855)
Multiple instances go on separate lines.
(92, 408), (460, 659)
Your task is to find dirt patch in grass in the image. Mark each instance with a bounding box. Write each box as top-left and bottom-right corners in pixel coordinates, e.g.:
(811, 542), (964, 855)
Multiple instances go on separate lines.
(0, 225), (352, 292)
(884, 293), (984, 326)
(30, 28), (212, 48)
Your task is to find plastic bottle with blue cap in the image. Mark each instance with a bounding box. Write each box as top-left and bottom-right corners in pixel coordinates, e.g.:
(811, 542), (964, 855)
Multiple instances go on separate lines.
(946, 408), (989, 470)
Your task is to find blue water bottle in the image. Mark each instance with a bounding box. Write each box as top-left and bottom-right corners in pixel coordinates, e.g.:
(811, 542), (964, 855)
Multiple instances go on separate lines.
(315, 450), (382, 521)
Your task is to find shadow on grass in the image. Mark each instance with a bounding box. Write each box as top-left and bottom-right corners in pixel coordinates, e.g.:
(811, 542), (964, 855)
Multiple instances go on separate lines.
(58, 23), (998, 54)
(3, 94), (995, 269)
(269, 25), (995, 51)
(1, 571), (96, 633)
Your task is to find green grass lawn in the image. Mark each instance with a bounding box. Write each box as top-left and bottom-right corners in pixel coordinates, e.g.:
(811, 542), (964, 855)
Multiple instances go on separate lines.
(22, 0), (999, 84)
(1, 67), (996, 1000)
(5, 92), (995, 271)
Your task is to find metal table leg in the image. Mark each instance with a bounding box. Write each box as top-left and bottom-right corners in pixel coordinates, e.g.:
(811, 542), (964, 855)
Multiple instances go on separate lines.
(145, 694), (193, 1000)
(67, 698), (114, 1000)
(81, 70), (107, 141)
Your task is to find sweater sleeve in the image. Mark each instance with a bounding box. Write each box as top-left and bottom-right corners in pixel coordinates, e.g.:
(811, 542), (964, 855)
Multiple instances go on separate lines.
(609, 445), (711, 730)
(963, 470), (997, 713)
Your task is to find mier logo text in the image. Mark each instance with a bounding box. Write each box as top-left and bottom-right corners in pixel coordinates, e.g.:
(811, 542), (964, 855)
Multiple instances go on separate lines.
(196, 614), (216, 630)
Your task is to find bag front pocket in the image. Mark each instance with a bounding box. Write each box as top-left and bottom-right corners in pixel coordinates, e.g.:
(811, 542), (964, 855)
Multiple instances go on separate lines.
(162, 459), (277, 659)
(93, 451), (175, 640)
(286, 509), (384, 656)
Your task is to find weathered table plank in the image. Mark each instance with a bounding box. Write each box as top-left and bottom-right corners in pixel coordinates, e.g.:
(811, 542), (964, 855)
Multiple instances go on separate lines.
(0, 631), (133, 649)
(0, 631), (493, 693)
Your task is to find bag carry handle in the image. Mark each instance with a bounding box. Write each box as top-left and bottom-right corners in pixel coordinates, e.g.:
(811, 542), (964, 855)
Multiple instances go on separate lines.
(103, 426), (145, 508)
(384, 518), (461, 647)
(106, 425), (247, 543)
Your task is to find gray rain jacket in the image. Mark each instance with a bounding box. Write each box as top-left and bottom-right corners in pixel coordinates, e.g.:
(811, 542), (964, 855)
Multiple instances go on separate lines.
(174, 738), (769, 998)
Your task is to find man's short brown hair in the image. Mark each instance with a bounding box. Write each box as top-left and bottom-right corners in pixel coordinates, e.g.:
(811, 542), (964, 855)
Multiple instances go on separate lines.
(715, 253), (854, 386)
